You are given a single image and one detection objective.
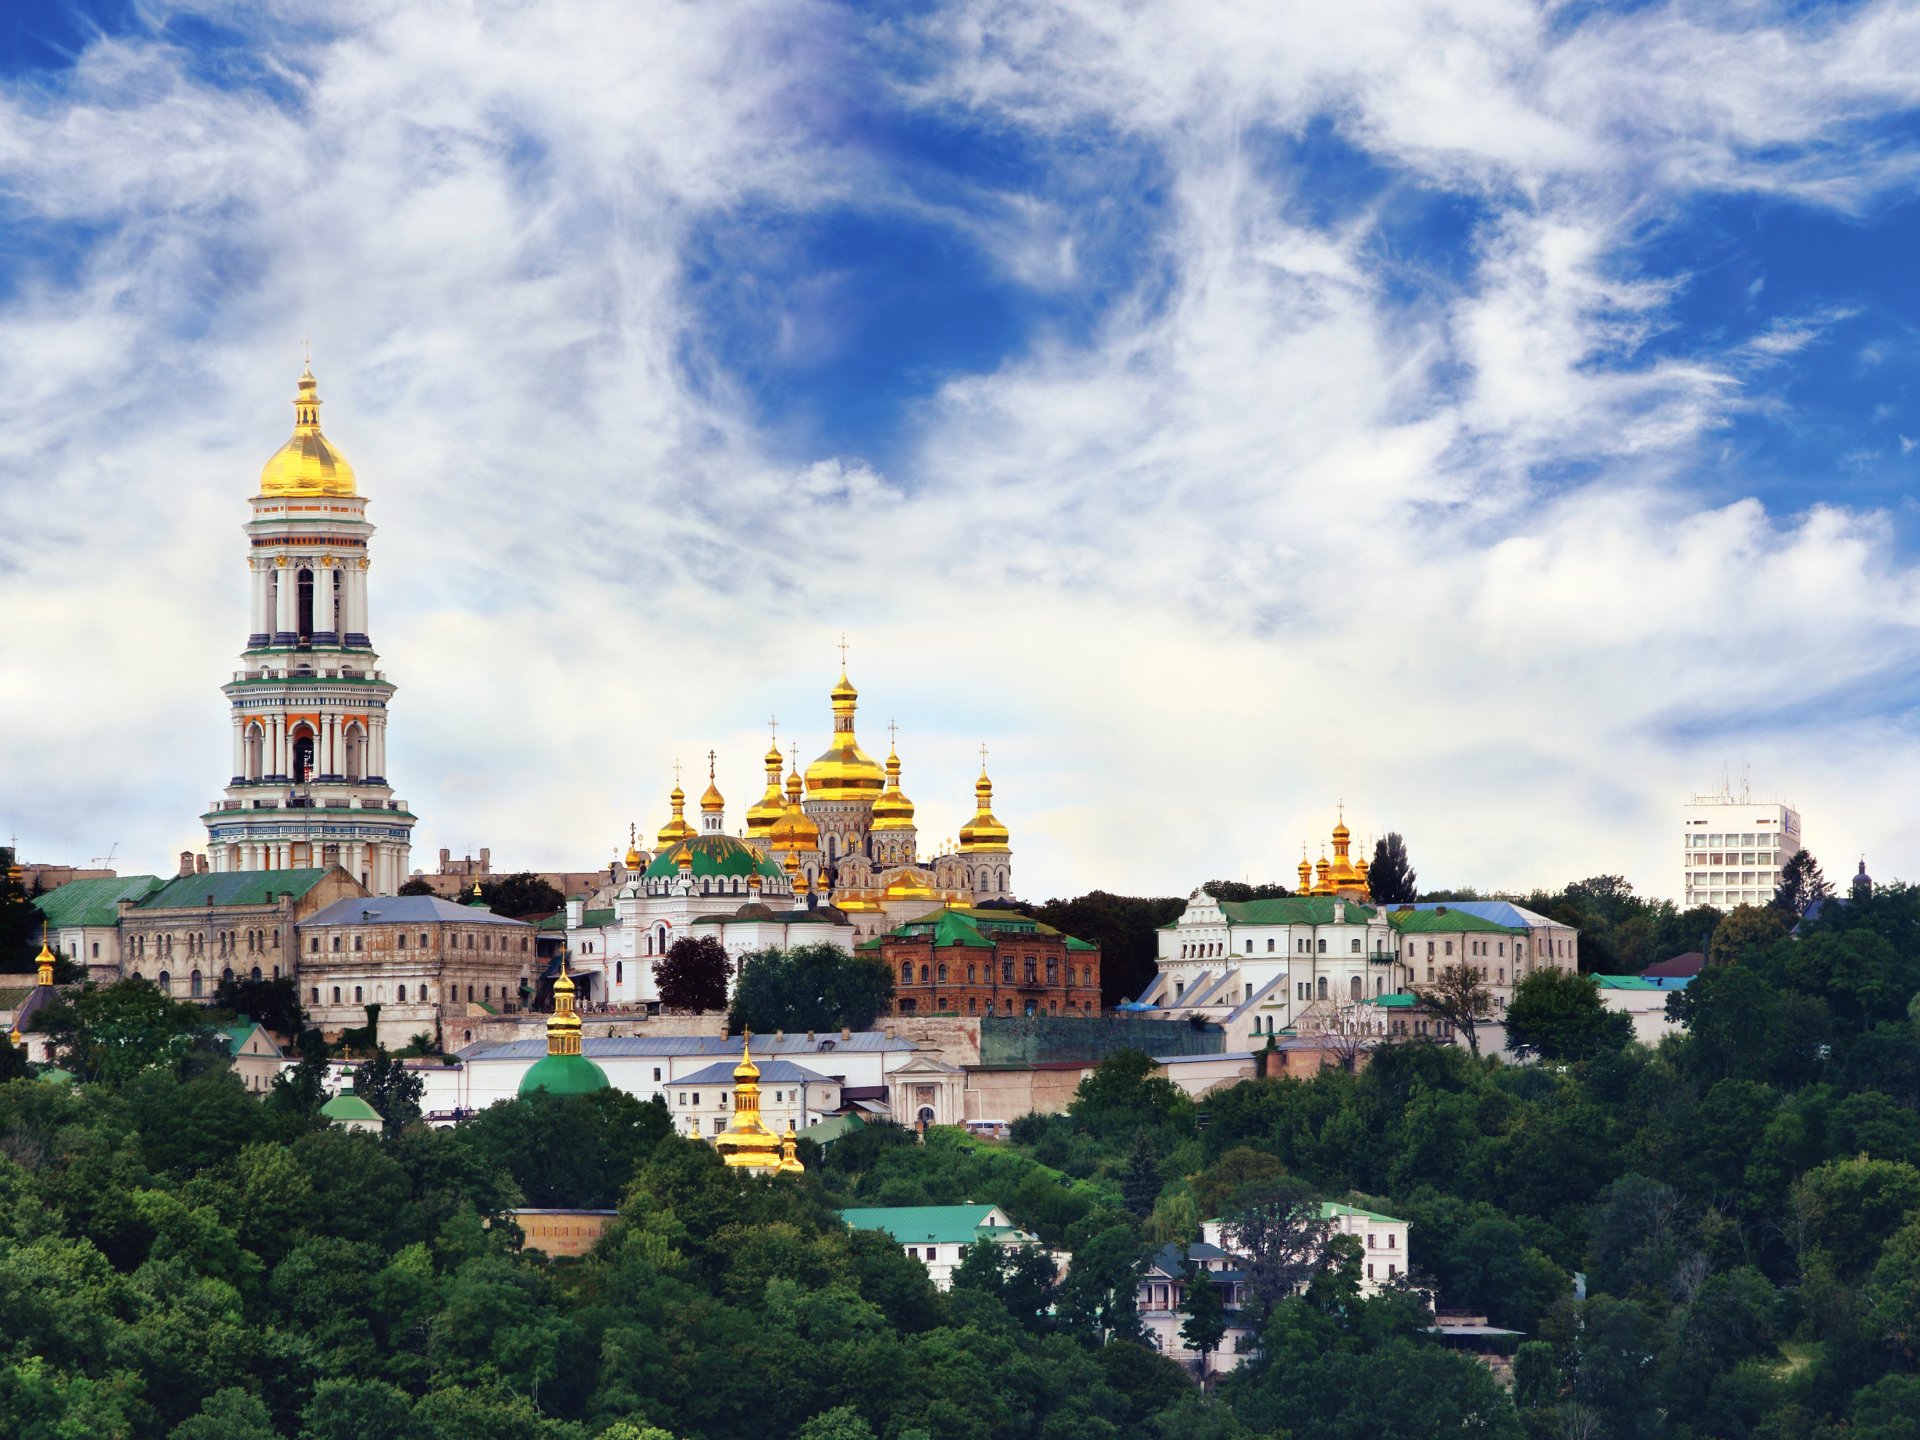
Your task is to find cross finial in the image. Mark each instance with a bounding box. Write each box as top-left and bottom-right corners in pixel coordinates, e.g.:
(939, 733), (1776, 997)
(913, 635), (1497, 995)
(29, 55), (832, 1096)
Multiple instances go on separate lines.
(1338, 798), (1346, 823)
(302, 333), (311, 367)
(888, 718), (899, 748)
(979, 742), (990, 770)
(769, 713), (779, 743)
(708, 749), (717, 781)
(838, 633), (849, 668)
(673, 758), (682, 787)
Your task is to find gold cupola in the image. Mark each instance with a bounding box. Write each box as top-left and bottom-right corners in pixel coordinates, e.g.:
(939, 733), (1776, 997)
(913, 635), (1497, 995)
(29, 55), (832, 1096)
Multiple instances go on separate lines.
(656, 775), (695, 850)
(35, 932), (56, 988)
(260, 365), (358, 498)
(624, 822), (643, 872)
(714, 1033), (788, 1172)
(770, 747), (821, 854)
(957, 753), (1010, 852)
(745, 731), (788, 840)
(1297, 850), (1312, 893)
(870, 737), (916, 832)
(1313, 851), (1334, 895)
(805, 664), (886, 803)
(698, 751), (726, 832)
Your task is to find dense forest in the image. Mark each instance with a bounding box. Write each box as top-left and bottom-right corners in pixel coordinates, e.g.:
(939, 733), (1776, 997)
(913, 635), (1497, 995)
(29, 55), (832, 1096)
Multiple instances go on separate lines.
(3, 876), (1919, 1437)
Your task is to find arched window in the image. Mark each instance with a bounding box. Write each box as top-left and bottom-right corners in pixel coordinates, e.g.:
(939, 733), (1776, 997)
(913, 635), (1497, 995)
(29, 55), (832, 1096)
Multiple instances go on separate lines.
(244, 723), (264, 780)
(190, 970), (203, 997)
(1350, 975), (1363, 1002)
(616, 961), (623, 984)
(397, 985), (407, 1001)
(1317, 976), (1329, 1000)
(290, 723), (316, 784)
(343, 723), (365, 781)
(937, 963), (948, 983)
(311, 987), (319, 1002)
(967, 964), (977, 983)
(331, 986), (341, 1003)
(157, 971), (171, 993)
(920, 964), (931, 983)
(296, 567), (315, 641)
(353, 986), (363, 1003)
(900, 962), (912, 983)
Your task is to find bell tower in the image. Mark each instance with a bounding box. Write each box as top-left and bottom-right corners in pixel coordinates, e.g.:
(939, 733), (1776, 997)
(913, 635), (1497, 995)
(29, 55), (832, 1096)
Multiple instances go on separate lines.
(199, 363), (417, 893)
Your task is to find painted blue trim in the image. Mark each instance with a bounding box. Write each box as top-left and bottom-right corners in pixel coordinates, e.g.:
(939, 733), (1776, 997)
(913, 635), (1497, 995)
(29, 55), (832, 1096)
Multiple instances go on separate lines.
(272, 631), (295, 645)
(343, 632), (370, 648)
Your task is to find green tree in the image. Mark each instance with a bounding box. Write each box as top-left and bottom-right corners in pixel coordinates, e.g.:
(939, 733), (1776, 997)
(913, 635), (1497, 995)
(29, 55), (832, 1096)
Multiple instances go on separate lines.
(299, 1379), (413, 1440)
(398, 877), (436, 896)
(1122, 1129), (1164, 1216)
(1413, 963), (1496, 1057)
(728, 943), (894, 1034)
(1368, 834), (1418, 905)
(796, 1404), (876, 1440)
(1068, 1050), (1192, 1138)
(351, 1046), (424, 1136)
(212, 973), (305, 1034)
(1027, 890), (1186, 1010)
(32, 977), (216, 1083)
(951, 1238), (1060, 1332)
(170, 1386), (283, 1440)
(1772, 849), (1832, 917)
(1219, 1178), (1335, 1317)
(479, 873), (567, 918)
(1708, 903), (1791, 966)
(1202, 880), (1293, 902)
(655, 936), (732, 1013)
(1503, 969), (1631, 1061)
(1179, 1259), (1228, 1370)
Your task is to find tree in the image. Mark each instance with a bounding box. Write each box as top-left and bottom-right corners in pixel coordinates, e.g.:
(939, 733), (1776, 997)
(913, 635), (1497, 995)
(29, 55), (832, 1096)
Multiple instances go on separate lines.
(1028, 890), (1187, 1009)
(951, 1238), (1060, 1332)
(299, 1379), (413, 1440)
(797, 1408), (876, 1440)
(351, 1046), (424, 1135)
(212, 973), (305, 1035)
(1414, 963), (1496, 1058)
(170, 1386), (283, 1440)
(728, 943), (894, 1033)
(1368, 835), (1418, 905)
(32, 977), (217, 1084)
(397, 877), (436, 896)
(1179, 1259), (1229, 1371)
(1203, 880), (1292, 902)
(1708, 903), (1791, 967)
(1122, 1128), (1164, 1216)
(479, 872), (567, 918)
(655, 935), (732, 1013)
(1504, 969), (1632, 1061)
(1772, 849), (1832, 917)
(1068, 1049), (1193, 1139)
(1219, 1178), (1336, 1316)
(0, 847), (46, 970)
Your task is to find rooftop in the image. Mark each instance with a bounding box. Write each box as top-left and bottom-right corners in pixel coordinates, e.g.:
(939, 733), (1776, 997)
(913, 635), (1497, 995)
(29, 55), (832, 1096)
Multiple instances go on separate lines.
(306, 894), (532, 928)
(459, 1031), (914, 1062)
(839, 1203), (1022, 1247)
(32, 874), (165, 929)
(675, 1058), (837, 1086)
(139, 868), (336, 911)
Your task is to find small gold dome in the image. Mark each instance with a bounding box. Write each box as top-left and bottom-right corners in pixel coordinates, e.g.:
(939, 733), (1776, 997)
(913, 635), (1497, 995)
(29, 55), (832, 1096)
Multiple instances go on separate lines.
(771, 751), (821, 853)
(656, 782), (695, 849)
(958, 767), (1009, 851)
(745, 739), (789, 839)
(260, 367), (357, 498)
(871, 746), (916, 832)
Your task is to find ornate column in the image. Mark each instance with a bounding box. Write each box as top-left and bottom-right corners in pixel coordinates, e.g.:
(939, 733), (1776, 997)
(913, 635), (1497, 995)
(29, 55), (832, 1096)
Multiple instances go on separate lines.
(250, 563), (271, 645)
(274, 560), (297, 644)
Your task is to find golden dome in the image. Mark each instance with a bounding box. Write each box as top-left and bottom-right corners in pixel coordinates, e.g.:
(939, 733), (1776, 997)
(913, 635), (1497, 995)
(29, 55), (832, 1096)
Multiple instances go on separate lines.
(656, 782), (695, 849)
(1332, 820), (1350, 842)
(745, 736), (788, 839)
(624, 822), (643, 870)
(884, 871), (935, 900)
(806, 669), (886, 801)
(778, 1133), (805, 1175)
(700, 754), (725, 815)
(957, 765), (1009, 851)
(1297, 853), (1312, 891)
(260, 366), (357, 498)
(870, 745), (917, 832)
(715, 1033), (785, 1171)
(547, 961), (583, 1056)
(770, 749), (821, 853)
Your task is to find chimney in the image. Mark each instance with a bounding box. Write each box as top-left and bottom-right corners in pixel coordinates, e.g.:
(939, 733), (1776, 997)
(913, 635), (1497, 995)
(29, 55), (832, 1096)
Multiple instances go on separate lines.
(439, 847), (450, 868)
(1436, 905), (1448, 916)
(1332, 900), (1345, 924)
(565, 896), (584, 927)
(178, 851), (194, 878)
(480, 847), (491, 874)
(841, 1027), (852, 1041)
(196, 855), (209, 874)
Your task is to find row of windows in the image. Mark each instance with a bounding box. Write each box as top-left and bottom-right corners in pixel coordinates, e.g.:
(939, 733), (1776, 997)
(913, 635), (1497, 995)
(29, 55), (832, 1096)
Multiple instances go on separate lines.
(306, 930), (530, 954)
(305, 980), (518, 1006)
(133, 965), (280, 996)
(898, 958), (1094, 987)
(1687, 832), (1784, 848)
(1687, 852), (1781, 868)
(898, 997), (1091, 1016)
(128, 929), (281, 960)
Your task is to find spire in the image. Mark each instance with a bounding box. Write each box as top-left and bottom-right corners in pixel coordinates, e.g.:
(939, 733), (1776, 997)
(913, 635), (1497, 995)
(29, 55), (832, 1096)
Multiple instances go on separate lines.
(957, 743), (1009, 852)
(871, 720), (917, 833)
(807, 639), (884, 801)
(625, 821), (643, 870)
(656, 764), (695, 850)
(35, 923), (55, 988)
(747, 717), (787, 839)
(700, 748), (726, 831)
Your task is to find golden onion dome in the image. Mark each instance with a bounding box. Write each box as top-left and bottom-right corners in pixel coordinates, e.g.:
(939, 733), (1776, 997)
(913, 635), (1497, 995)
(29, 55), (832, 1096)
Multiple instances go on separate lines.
(260, 366), (357, 497)
(656, 782), (695, 849)
(700, 780), (725, 815)
(733, 1033), (760, 1083)
(870, 746), (917, 832)
(770, 750), (821, 853)
(806, 669), (885, 801)
(957, 767), (1010, 851)
(884, 870), (935, 900)
(745, 739), (788, 839)
(624, 822), (643, 870)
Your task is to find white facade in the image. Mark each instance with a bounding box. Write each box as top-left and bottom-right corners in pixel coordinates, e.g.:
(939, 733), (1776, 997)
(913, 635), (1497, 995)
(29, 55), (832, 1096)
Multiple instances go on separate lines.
(201, 368), (416, 894)
(668, 1058), (841, 1139)
(1682, 793), (1801, 911)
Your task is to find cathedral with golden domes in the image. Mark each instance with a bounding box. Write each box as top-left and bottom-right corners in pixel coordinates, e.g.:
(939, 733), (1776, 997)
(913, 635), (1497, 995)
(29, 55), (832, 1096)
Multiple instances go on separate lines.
(555, 662), (1015, 1007)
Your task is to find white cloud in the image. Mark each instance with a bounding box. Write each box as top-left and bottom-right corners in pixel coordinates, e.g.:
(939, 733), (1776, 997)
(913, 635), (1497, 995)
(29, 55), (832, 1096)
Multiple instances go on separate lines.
(3, 0), (1919, 907)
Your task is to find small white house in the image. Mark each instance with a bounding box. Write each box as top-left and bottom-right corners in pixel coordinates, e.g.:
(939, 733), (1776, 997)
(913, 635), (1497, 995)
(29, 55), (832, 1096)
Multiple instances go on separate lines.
(838, 1203), (1041, 1289)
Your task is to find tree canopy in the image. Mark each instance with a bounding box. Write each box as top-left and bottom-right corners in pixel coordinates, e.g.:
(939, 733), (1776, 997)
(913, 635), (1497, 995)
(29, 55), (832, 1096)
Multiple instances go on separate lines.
(727, 943), (894, 1034)
(655, 935), (732, 1013)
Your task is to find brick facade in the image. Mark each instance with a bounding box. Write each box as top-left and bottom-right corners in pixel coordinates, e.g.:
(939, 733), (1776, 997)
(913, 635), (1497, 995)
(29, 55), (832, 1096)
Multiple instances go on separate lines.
(878, 910), (1100, 1019)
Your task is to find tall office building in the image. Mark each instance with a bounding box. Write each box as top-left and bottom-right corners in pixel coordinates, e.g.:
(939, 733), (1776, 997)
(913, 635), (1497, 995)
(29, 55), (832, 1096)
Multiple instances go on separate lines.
(1681, 787), (1801, 911)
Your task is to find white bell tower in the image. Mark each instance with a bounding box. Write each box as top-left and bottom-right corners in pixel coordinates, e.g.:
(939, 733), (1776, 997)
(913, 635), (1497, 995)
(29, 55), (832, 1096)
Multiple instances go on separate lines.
(199, 364), (417, 893)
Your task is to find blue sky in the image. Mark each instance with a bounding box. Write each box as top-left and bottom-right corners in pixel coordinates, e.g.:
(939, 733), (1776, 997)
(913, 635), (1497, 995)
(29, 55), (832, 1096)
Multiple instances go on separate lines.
(2, 0), (1919, 899)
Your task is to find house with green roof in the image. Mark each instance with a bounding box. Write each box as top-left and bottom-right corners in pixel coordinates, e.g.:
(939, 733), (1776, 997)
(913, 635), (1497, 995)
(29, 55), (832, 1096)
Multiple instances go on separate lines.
(215, 1022), (287, 1095)
(32, 874), (164, 983)
(1139, 883), (1580, 1061)
(871, 906), (1102, 1020)
(121, 866), (367, 1001)
(838, 1203), (1043, 1288)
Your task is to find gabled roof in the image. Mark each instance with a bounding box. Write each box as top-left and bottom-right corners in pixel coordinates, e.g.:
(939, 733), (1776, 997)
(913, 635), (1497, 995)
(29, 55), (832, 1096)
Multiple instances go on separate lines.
(33, 875), (165, 929)
(1401, 900), (1561, 930)
(305, 895), (532, 928)
(674, 1058), (836, 1086)
(1218, 897), (1379, 926)
(139, 869), (336, 911)
(215, 1022), (284, 1058)
(839, 1203), (1022, 1246)
(878, 906), (1097, 951)
(320, 1093), (382, 1122)
(1322, 1200), (1405, 1224)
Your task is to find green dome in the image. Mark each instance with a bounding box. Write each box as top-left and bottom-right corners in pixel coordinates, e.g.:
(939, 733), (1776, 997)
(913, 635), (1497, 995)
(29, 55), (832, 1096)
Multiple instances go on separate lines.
(643, 833), (785, 883)
(519, 1052), (610, 1097)
(320, 1093), (383, 1123)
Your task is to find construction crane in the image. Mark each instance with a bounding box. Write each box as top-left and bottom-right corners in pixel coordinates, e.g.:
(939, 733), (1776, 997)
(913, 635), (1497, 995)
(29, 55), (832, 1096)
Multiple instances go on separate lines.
(90, 843), (118, 869)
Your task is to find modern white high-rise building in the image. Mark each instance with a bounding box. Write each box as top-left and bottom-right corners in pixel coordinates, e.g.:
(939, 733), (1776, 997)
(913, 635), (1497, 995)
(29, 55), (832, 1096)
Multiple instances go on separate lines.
(200, 365), (417, 893)
(1681, 787), (1800, 911)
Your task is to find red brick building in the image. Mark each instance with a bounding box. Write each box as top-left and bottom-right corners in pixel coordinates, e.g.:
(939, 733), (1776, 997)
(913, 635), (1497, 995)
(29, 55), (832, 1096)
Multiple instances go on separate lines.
(868, 907), (1101, 1018)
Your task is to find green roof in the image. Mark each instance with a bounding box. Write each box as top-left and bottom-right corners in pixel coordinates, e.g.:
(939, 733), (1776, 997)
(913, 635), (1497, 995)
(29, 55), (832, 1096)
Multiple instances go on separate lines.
(643, 835), (785, 882)
(139, 869), (335, 911)
(1384, 908), (1524, 936)
(1595, 975), (1658, 990)
(1219, 897), (1379, 926)
(800, 1113), (867, 1146)
(838, 1204), (1015, 1246)
(879, 907), (1098, 952)
(519, 1051), (610, 1096)
(1321, 1200), (1406, 1225)
(320, 1093), (382, 1123)
(537, 908), (614, 931)
(1364, 992), (1420, 1008)
(33, 875), (164, 929)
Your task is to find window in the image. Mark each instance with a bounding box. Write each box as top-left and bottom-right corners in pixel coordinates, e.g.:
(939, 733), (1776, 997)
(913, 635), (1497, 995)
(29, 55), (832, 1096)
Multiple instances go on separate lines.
(1367, 1233), (1376, 1248)
(331, 935), (341, 952)
(901, 962), (912, 983)
(1246, 940), (1253, 954)
(1388, 1233), (1396, 1249)
(920, 965), (930, 983)
(354, 986), (362, 1002)
(353, 935), (363, 952)
(398, 933), (407, 950)
(1267, 938), (1275, 952)
(1317, 938), (1327, 954)
(1351, 939), (1361, 953)
(311, 987), (319, 1002)
(332, 986), (341, 1003)
(310, 938), (319, 953)
(1445, 940), (1453, 955)
(653, 1068), (662, 1082)
(1317, 977), (1328, 1000)
(420, 933), (429, 948)
(1367, 1264), (1375, 1280)
(397, 985), (407, 1001)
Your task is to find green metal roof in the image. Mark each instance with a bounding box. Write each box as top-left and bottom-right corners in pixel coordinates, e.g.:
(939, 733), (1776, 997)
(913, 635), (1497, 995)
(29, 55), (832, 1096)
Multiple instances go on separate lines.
(1220, 897), (1379, 926)
(1364, 992), (1420, 1008)
(33, 875), (165, 929)
(643, 834), (785, 882)
(1321, 1200), (1406, 1225)
(139, 869), (335, 910)
(839, 1203), (1015, 1246)
(879, 907), (1098, 952)
(1384, 908), (1524, 936)
(519, 1051), (610, 1096)
(1595, 975), (1659, 990)
(320, 1093), (382, 1122)
(539, 908), (614, 931)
